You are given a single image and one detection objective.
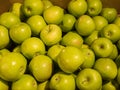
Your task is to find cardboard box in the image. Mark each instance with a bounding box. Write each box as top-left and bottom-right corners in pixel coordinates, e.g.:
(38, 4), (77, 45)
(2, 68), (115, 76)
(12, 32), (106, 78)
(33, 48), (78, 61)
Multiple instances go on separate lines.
(0, 0), (120, 14)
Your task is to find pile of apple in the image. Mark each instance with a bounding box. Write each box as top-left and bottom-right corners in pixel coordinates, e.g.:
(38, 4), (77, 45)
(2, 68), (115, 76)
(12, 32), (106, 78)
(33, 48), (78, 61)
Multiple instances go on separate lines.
(0, 0), (120, 89)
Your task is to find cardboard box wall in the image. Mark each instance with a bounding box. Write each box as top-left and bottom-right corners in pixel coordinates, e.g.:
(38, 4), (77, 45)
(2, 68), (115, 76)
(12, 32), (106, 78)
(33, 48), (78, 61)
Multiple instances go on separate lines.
(0, 0), (120, 14)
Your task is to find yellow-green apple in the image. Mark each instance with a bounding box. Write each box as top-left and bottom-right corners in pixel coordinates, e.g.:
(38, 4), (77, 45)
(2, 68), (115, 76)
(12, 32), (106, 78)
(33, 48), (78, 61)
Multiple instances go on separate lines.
(9, 2), (25, 21)
(115, 55), (120, 67)
(84, 30), (99, 46)
(0, 25), (10, 49)
(9, 22), (31, 44)
(67, 0), (87, 18)
(100, 8), (117, 23)
(57, 46), (84, 73)
(102, 81), (116, 90)
(0, 78), (9, 90)
(117, 39), (120, 50)
(11, 74), (37, 90)
(76, 68), (102, 90)
(91, 37), (113, 58)
(108, 44), (118, 60)
(117, 67), (120, 85)
(29, 55), (53, 82)
(93, 58), (117, 80)
(37, 80), (49, 90)
(114, 16), (120, 28)
(49, 72), (75, 90)
(0, 12), (21, 29)
(47, 44), (65, 62)
(86, 0), (102, 16)
(26, 15), (47, 36)
(0, 52), (27, 82)
(21, 0), (44, 17)
(100, 24), (120, 43)
(60, 31), (83, 48)
(75, 15), (95, 36)
(81, 44), (89, 49)
(12, 45), (21, 53)
(42, 0), (53, 10)
(43, 6), (64, 24)
(21, 37), (46, 60)
(0, 48), (10, 59)
(59, 14), (76, 32)
(112, 79), (120, 90)
(9, 2), (22, 16)
(81, 48), (95, 69)
(40, 24), (62, 46)
(93, 15), (108, 31)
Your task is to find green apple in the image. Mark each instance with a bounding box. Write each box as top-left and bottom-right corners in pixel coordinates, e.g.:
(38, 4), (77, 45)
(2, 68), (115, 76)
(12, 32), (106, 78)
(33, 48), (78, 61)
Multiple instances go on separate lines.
(86, 0), (102, 16)
(67, 0), (87, 17)
(42, 0), (53, 10)
(0, 52), (27, 82)
(115, 55), (120, 67)
(12, 45), (21, 53)
(57, 46), (84, 73)
(91, 37), (113, 58)
(0, 78), (9, 90)
(22, 0), (44, 17)
(76, 68), (102, 90)
(27, 15), (47, 36)
(37, 80), (49, 90)
(100, 8), (117, 23)
(40, 24), (62, 46)
(75, 15), (95, 36)
(29, 55), (53, 82)
(94, 58), (117, 80)
(117, 39), (120, 50)
(9, 2), (25, 21)
(9, 2), (22, 16)
(81, 48), (95, 69)
(12, 74), (37, 90)
(43, 6), (64, 24)
(49, 72), (75, 90)
(108, 44), (118, 60)
(0, 25), (10, 49)
(102, 81), (116, 90)
(114, 16), (120, 28)
(47, 44), (65, 62)
(60, 31), (83, 48)
(21, 37), (46, 60)
(0, 12), (21, 29)
(117, 67), (120, 84)
(93, 15), (108, 31)
(81, 44), (89, 49)
(84, 30), (99, 46)
(59, 14), (76, 32)
(112, 79), (120, 90)
(0, 48), (10, 59)
(9, 22), (31, 44)
(100, 24), (120, 43)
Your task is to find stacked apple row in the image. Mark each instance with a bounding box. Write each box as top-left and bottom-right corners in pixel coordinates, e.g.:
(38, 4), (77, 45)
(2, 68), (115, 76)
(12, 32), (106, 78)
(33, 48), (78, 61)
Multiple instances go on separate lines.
(0, 0), (120, 90)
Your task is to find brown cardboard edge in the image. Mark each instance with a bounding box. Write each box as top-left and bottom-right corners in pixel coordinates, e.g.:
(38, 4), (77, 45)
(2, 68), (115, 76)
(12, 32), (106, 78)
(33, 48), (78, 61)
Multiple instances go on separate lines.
(0, 0), (120, 14)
